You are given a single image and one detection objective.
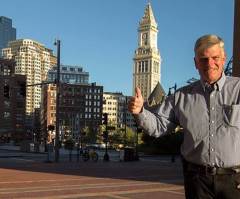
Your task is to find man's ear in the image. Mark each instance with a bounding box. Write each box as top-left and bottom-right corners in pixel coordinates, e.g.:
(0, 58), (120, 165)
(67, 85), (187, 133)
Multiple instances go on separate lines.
(223, 53), (227, 63)
(194, 57), (198, 69)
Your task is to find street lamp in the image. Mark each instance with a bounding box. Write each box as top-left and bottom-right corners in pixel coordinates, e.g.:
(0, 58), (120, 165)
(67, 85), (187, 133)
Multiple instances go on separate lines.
(168, 83), (177, 96)
(135, 127), (141, 161)
(102, 113), (109, 161)
(54, 39), (61, 162)
(123, 96), (127, 149)
(168, 83), (177, 163)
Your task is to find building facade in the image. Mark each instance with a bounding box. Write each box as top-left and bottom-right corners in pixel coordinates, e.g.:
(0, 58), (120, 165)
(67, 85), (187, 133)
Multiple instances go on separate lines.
(0, 16), (16, 57)
(133, 3), (161, 101)
(0, 59), (26, 143)
(2, 39), (56, 127)
(103, 92), (135, 129)
(103, 92), (125, 126)
(48, 65), (89, 84)
(41, 83), (103, 143)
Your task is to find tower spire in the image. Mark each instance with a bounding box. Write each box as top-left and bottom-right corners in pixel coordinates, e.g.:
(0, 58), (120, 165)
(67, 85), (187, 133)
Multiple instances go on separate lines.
(139, 2), (157, 28)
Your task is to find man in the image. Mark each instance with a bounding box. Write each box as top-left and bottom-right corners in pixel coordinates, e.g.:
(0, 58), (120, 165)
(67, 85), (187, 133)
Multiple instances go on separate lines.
(128, 34), (240, 199)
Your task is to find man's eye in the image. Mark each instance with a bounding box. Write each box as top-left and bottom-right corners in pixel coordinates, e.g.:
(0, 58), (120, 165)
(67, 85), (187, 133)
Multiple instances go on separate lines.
(212, 57), (220, 61)
(199, 57), (221, 62)
(199, 58), (208, 62)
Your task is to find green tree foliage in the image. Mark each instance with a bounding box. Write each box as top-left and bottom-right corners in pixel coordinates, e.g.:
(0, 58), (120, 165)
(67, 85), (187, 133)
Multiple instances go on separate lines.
(140, 131), (183, 155)
(107, 126), (136, 148)
(96, 125), (142, 149)
(82, 126), (97, 144)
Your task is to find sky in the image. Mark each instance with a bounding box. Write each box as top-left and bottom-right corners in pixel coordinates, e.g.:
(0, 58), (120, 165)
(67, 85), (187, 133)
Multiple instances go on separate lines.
(1, 0), (234, 96)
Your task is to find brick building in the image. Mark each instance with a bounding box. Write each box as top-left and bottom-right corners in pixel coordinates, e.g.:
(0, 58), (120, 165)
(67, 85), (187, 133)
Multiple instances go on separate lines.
(0, 58), (26, 143)
(41, 82), (103, 143)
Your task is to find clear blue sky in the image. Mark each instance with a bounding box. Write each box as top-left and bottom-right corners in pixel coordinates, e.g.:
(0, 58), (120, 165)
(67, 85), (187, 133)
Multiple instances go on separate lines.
(1, 0), (234, 96)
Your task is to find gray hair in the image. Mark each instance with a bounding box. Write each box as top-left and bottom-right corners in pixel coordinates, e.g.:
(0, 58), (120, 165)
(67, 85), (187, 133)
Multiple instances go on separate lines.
(194, 34), (225, 56)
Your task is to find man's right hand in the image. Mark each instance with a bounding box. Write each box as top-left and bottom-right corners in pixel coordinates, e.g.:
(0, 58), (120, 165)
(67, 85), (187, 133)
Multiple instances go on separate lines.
(128, 87), (144, 114)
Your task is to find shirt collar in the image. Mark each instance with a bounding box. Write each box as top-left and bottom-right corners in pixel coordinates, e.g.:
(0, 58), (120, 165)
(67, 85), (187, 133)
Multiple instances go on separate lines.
(200, 72), (226, 92)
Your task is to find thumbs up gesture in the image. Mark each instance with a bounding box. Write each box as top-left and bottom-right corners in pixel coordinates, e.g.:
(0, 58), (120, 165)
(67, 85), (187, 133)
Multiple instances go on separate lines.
(128, 87), (144, 114)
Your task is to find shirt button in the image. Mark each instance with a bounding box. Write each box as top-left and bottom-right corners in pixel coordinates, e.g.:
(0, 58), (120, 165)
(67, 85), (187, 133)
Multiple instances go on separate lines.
(211, 94), (214, 97)
(211, 148), (214, 152)
(212, 163), (215, 166)
(211, 121), (214, 124)
(211, 107), (215, 110)
(211, 134), (214, 137)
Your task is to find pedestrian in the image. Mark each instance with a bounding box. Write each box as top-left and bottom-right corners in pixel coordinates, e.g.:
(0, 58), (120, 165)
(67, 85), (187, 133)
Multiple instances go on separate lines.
(128, 34), (240, 199)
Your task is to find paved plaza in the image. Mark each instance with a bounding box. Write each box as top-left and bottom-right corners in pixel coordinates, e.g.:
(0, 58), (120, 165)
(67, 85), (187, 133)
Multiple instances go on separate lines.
(0, 148), (185, 198)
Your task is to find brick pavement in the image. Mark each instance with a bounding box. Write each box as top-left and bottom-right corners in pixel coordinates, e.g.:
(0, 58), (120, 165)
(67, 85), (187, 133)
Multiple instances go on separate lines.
(0, 150), (185, 198)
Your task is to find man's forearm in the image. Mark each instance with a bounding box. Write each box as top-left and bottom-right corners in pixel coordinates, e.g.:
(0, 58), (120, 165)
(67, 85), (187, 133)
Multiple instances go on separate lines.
(134, 107), (175, 138)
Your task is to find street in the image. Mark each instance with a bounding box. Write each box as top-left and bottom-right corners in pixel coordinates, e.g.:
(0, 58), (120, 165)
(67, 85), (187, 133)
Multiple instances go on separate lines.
(0, 149), (185, 198)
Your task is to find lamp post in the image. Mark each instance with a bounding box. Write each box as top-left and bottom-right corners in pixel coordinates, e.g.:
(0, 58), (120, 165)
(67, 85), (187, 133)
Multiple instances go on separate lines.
(168, 83), (177, 96)
(103, 130), (109, 161)
(123, 96), (127, 149)
(54, 39), (61, 162)
(135, 127), (141, 161)
(102, 113), (109, 161)
(168, 83), (177, 163)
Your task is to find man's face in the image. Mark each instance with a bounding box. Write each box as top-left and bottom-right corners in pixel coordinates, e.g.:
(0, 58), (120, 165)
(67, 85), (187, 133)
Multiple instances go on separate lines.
(194, 44), (226, 84)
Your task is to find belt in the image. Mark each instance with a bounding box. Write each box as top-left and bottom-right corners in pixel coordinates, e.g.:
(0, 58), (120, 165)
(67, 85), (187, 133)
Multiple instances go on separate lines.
(184, 160), (240, 175)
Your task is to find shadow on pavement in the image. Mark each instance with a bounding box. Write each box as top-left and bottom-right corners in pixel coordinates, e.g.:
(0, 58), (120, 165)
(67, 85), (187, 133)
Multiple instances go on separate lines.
(0, 149), (184, 186)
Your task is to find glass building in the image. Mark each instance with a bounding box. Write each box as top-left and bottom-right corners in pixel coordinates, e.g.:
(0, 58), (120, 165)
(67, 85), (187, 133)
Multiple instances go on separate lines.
(0, 17), (16, 57)
(48, 65), (89, 84)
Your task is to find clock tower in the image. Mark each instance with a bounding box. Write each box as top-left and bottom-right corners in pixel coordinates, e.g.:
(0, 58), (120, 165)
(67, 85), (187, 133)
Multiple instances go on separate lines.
(133, 3), (161, 101)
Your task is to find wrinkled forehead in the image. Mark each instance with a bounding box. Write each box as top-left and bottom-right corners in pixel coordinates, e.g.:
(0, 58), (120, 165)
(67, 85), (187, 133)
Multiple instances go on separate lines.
(196, 44), (225, 57)
(194, 35), (225, 56)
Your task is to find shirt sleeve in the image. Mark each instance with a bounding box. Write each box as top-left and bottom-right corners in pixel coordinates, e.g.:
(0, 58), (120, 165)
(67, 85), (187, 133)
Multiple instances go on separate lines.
(134, 95), (178, 138)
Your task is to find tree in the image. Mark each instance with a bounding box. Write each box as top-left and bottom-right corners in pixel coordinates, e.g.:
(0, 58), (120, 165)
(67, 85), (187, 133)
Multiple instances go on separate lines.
(141, 130), (183, 155)
(107, 126), (136, 148)
(81, 126), (97, 144)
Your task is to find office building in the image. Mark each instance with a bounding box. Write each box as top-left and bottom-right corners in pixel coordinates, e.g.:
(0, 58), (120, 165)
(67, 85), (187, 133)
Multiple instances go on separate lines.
(0, 58), (26, 143)
(48, 64), (89, 84)
(2, 39), (56, 127)
(0, 16), (16, 57)
(41, 82), (103, 142)
(103, 92), (135, 129)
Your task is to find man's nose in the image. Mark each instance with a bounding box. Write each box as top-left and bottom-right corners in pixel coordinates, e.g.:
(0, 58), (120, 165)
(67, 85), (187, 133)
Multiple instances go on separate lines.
(206, 57), (216, 66)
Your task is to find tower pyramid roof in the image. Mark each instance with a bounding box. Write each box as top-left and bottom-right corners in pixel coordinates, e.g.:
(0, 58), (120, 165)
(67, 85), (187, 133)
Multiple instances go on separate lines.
(145, 81), (165, 110)
(139, 3), (157, 28)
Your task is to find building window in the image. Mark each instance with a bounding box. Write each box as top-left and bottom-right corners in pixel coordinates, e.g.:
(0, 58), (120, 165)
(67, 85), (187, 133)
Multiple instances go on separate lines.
(145, 61), (148, 72)
(4, 101), (10, 107)
(4, 112), (10, 118)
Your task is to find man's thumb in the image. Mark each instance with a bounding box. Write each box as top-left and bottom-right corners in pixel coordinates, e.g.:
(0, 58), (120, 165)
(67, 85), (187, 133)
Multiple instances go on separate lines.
(135, 87), (142, 98)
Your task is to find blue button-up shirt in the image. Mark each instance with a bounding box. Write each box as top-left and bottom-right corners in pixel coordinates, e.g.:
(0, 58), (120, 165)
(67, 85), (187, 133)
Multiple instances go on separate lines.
(136, 73), (240, 167)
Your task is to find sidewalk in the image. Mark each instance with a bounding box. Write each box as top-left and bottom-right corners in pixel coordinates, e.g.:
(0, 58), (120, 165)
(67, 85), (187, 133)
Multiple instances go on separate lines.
(0, 144), (20, 151)
(0, 144), (121, 162)
(0, 144), (182, 164)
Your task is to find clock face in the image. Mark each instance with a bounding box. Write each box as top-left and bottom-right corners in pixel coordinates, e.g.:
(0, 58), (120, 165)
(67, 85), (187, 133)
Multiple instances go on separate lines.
(142, 33), (147, 39)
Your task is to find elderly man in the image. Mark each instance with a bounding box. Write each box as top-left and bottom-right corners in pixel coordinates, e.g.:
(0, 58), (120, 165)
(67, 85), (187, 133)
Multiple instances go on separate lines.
(128, 34), (240, 199)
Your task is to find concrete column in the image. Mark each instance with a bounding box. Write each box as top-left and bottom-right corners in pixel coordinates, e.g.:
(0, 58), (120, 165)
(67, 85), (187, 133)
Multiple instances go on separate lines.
(232, 0), (240, 76)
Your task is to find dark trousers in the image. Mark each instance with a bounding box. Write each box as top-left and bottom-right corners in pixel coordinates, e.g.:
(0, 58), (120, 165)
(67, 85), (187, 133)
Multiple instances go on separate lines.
(182, 160), (240, 199)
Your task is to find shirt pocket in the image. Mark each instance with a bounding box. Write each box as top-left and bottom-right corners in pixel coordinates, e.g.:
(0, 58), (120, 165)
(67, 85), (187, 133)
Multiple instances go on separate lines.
(223, 104), (240, 127)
